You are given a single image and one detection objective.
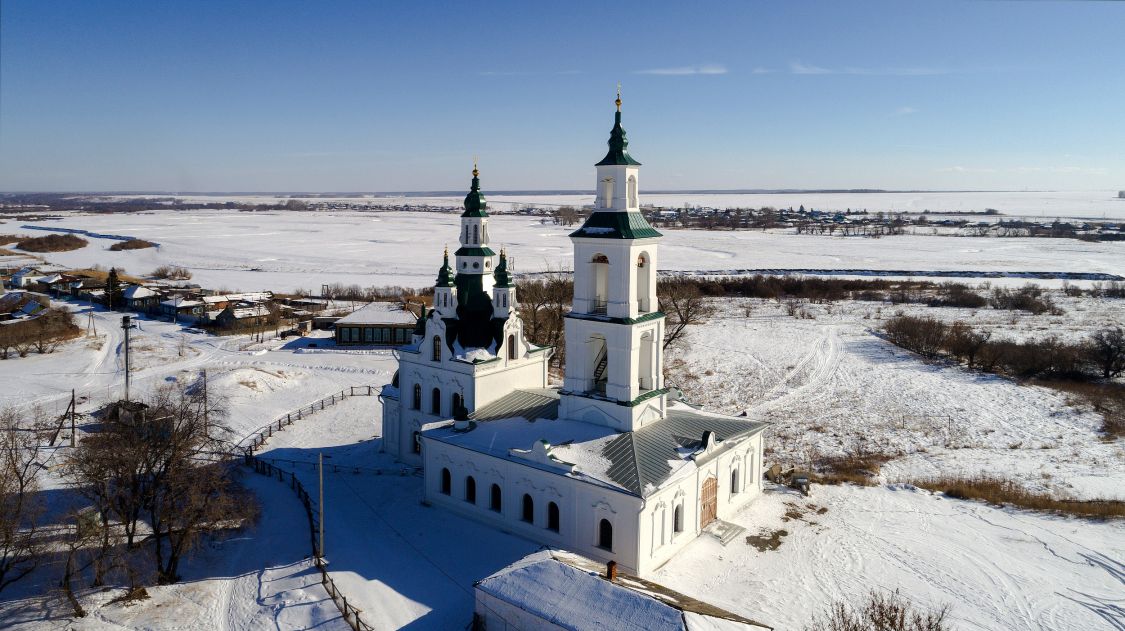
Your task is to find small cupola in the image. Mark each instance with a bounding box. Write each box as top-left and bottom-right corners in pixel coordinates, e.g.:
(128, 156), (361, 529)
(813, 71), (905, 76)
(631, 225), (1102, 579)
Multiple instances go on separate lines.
(462, 164), (489, 218)
(435, 247), (455, 287)
(595, 88), (641, 167)
(493, 250), (512, 288)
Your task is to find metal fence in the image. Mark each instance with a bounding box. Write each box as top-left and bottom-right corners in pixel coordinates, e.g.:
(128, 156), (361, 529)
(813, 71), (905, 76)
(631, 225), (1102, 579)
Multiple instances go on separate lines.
(241, 385), (377, 453)
(244, 455), (376, 631)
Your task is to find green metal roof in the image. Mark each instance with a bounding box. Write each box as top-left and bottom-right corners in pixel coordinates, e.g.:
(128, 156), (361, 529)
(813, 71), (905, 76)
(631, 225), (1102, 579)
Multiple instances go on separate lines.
(595, 110), (641, 167)
(435, 249), (455, 286)
(454, 246), (496, 257)
(569, 211), (662, 239)
(462, 168), (489, 218)
(493, 250), (512, 287)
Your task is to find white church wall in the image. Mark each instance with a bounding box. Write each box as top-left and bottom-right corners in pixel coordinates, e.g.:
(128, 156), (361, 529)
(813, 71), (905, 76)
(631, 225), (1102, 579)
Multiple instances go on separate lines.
(634, 433), (765, 574)
(423, 439), (645, 573)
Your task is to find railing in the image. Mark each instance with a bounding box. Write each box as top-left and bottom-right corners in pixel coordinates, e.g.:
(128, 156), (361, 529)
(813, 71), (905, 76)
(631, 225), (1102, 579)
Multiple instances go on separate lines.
(244, 455), (377, 631)
(590, 299), (608, 315)
(241, 385), (377, 453)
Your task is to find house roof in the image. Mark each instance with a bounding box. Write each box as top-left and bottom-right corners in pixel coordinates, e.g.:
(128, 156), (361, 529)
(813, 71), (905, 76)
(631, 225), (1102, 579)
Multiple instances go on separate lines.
(476, 550), (768, 631)
(335, 301), (417, 326)
(426, 389), (767, 497)
(123, 285), (157, 299)
(161, 298), (202, 308)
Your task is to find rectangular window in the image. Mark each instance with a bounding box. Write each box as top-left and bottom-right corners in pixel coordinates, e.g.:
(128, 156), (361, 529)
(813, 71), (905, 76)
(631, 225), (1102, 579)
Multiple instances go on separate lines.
(396, 328), (407, 343)
(364, 327), (375, 342)
(339, 328), (349, 343)
(382, 327), (391, 342)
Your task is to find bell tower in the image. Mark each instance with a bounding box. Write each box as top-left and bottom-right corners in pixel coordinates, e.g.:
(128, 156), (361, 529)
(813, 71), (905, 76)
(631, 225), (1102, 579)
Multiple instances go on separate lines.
(454, 164), (496, 296)
(559, 90), (666, 432)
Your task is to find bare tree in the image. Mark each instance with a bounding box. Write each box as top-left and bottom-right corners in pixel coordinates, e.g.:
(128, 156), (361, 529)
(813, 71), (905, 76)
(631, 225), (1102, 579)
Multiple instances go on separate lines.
(1087, 327), (1125, 379)
(806, 589), (950, 631)
(0, 407), (46, 593)
(659, 277), (715, 350)
(64, 382), (252, 586)
(945, 321), (991, 369)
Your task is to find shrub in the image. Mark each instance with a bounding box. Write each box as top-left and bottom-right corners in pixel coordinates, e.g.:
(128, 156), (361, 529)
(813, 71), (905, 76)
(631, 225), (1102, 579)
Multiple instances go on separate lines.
(913, 475), (1124, 519)
(989, 285), (1060, 315)
(806, 589), (951, 631)
(109, 239), (156, 251)
(882, 315), (947, 358)
(15, 234), (88, 252)
(151, 265), (192, 280)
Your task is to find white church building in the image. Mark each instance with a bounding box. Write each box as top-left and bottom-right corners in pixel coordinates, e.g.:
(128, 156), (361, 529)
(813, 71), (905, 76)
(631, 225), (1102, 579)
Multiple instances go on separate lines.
(380, 95), (767, 575)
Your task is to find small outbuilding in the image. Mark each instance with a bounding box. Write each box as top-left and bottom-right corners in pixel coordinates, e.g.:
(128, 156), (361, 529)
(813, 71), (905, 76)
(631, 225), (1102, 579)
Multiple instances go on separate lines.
(334, 301), (418, 346)
(474, 550), (771, 631)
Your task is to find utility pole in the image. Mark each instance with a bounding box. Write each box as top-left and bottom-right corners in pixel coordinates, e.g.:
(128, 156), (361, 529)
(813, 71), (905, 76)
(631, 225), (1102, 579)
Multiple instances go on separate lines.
(201, 369), (209, 435)
(69, 389), (76, 447)
(122, 315), (132, 401)
(318, 452), (325, 559)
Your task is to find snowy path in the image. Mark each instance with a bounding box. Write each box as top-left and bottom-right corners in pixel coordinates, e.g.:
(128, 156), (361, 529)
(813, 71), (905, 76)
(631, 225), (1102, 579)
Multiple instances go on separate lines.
(254, 398), (541, 630)
(652, 484), (1125, 631)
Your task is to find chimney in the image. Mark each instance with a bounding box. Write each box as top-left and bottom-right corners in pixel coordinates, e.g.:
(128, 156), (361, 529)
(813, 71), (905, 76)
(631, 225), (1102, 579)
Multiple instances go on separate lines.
(605, 560), (617, 581)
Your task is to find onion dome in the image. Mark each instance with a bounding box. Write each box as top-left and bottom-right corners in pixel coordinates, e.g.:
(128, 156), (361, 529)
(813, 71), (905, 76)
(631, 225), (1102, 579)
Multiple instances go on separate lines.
(493, 249), (512, 287)
(462, 164), (489, 218)
(435, 247), (455, 286)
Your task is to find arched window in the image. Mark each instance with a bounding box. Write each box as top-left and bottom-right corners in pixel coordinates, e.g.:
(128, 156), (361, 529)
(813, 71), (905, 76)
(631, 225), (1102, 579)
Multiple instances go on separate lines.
(521, 494), (534, 523)
(464, 225), (469, 243)
(465, 476), (476, 504)
(731, 467), (740, 496)
(490, 484), (502, 512)
(547, 502), (560, 532)
(431, 388), (441, 415)
(591, 254), (609, 314)
(440, 468), (451, 495)
(451, 392), (462, 416)
(502, 293), (507, 308)
(412, 431), (421, 454)
(412, 384), (422, 410)
(473, 225), (479, 244)
(673, 505), (683, 533)
(598, 518), (613, 551)
(507, 334), (517, 361)
(627, 174), (637, 208)
(432, 335), (442, 361)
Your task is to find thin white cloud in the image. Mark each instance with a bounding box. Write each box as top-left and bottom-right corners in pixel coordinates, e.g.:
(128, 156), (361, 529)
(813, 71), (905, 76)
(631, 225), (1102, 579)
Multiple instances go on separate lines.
(635, 64), (727, 76)
(751, 67), (775, 75)
(937, 166), (997, 174)
(791, 61), (951, 76)
(893, 106), (918, 116)
(789, 61), (832, 75)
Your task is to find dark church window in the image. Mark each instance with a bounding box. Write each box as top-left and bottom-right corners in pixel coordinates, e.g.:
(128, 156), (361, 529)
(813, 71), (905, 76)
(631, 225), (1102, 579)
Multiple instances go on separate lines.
(547, 502), (560, 532)
(412, 384), (421, 410)
(522, 494), (534, 523)
(490, 484), (502, 512)
(598, 519), (613, 551)
(465, 476), (476, 504)
(440, 468), (451, 495)
(431, 388), (441, 415)
(432, 336), (442, 361)
(507, 335), (517, 361)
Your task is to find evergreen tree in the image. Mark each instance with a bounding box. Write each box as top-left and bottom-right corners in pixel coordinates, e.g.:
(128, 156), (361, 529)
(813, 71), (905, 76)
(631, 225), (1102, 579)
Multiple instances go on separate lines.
(106, 268), (121, 311)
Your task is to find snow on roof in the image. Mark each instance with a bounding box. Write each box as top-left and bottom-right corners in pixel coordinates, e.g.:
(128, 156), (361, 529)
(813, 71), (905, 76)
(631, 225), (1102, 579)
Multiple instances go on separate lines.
(202, 292), (272, 304)
(427, 391), (768, 497)
(224, 307), (265, 319)
(335, 301), (417, 326)
(161, 298), (202, 308)
(476, 551), (683, 631)
(123, 285), (157, 299)
(477, 551), (769, 631)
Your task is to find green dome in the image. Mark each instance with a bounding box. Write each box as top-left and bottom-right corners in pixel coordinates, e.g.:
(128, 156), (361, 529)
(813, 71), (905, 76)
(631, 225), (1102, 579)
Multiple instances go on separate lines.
(462, 166), (489, 218)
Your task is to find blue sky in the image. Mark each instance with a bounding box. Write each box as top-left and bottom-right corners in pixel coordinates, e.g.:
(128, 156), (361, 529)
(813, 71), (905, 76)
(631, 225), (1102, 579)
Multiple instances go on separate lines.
(1, 1), (1122, 192)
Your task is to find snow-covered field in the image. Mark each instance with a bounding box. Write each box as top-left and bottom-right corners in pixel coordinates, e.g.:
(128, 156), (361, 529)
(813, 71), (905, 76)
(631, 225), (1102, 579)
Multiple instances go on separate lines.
(123, 190), (1125, 220)
(2, 235), (1123, 629)
(4, 209), (1124, 293)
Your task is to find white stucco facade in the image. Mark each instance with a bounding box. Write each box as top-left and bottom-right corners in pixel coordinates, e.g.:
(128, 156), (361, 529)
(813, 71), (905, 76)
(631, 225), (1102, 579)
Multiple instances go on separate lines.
(380, 99), (767, 577)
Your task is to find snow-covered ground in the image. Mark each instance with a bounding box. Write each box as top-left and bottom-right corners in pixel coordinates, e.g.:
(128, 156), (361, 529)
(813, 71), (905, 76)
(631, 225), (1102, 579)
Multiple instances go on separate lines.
(5, 209), (1124, 293)
(2, 262), (1122, 630)
(115, 190), (1125, 220)
(668, 298), (1125, 501)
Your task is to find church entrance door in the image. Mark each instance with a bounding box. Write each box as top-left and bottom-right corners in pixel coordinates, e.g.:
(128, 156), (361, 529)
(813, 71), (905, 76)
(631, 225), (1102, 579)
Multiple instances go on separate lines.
(701, 477), (718, 528)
